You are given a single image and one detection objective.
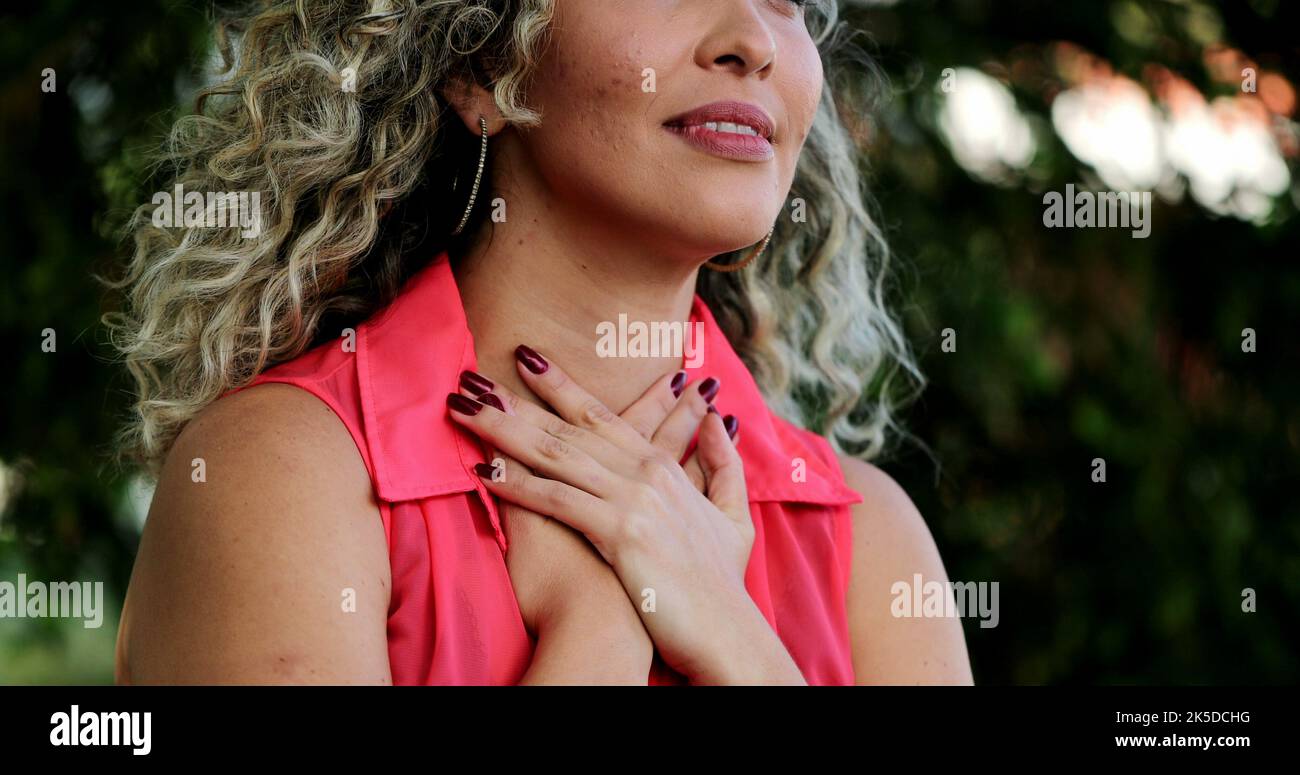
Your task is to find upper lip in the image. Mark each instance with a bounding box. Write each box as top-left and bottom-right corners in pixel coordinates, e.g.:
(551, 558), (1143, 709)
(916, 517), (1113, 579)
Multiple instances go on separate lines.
(664, 101), (776, 141)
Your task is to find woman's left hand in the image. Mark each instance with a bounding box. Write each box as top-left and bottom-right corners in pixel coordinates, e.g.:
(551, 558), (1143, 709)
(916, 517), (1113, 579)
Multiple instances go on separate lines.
(447, 345), (806, 684)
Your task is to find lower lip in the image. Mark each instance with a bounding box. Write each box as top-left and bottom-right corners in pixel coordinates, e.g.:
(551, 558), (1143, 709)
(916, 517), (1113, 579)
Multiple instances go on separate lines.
(664, 124), (774, 162)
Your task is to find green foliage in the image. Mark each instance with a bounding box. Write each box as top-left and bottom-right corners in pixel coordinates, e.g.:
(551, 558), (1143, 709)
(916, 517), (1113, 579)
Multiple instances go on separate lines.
(847, 0), (1299, 683)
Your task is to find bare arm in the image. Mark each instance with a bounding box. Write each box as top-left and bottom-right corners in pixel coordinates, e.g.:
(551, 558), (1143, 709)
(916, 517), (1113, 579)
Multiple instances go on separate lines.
(840, 456), (974, 685)
(518, 599), (652, 684)
(116, 384), (392, 684)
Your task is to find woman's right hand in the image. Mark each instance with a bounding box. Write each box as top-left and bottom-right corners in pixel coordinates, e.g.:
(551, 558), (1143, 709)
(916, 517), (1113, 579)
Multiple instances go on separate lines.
(449, 349), (798, 684)
(456, 367), (714, 683)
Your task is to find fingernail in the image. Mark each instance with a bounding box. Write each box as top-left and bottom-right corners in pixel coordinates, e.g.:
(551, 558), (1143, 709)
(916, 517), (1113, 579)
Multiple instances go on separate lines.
(707, 404), (719, 415)
(479, 392), (505, 412)
(459, 370), (494, 396)
(670, 371), (687, 398)
(515, 345), (549, 375)
(698, 377), (720, 402)
(723, 414), (739, 439)
(447, 393), (483, 416)
(473, 462), (497, 478)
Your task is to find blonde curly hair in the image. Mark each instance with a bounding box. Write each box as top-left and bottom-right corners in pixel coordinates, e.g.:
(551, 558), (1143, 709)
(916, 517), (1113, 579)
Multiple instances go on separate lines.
(106, 0), (921, 473)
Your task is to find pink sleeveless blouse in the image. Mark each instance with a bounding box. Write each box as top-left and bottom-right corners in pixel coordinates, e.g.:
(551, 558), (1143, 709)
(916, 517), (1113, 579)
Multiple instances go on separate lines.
(242, 253), (863, 684)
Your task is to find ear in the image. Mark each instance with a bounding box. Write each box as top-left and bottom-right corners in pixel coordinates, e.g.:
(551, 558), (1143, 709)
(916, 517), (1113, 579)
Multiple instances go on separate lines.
(440, 75), (508, 136)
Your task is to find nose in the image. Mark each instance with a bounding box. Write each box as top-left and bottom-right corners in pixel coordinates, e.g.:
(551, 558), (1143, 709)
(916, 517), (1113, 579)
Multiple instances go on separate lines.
(694, 0), (777, 79)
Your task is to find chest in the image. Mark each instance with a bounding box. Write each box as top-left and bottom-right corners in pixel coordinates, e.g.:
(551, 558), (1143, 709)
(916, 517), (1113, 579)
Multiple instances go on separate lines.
(379, 495), (857, 685)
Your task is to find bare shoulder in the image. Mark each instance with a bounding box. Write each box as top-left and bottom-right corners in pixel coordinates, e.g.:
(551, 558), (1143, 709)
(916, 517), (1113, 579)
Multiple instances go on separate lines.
(117, 383), (391, 684)
(836, 454), (974, 685)
(160, 383), (378, 525)
(835, 456), (930, 545)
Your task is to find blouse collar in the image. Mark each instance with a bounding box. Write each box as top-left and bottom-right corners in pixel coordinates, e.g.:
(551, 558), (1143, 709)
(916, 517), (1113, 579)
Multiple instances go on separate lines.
(357, 254), (863, 510)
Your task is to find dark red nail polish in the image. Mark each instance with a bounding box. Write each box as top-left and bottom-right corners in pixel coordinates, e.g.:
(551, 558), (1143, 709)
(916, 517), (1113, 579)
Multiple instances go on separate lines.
(723, 414), (739, 439)
(698, 377), (720, 402)
(670, 371), (687, 398)
(707, 404), (719, 415)
(459, 370), (494, 396)
(473, 462), (497, 478)
(479, 392), (505, 412)
(515, 345), (549, 375)
(448, 393), (483, 416)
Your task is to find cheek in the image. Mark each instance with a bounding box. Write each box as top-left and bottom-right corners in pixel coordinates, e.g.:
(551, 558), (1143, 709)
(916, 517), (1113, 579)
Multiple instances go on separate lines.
(543, 50), (631, 125)
(784, 49), (825, 150)
(525, 37), (656, 176)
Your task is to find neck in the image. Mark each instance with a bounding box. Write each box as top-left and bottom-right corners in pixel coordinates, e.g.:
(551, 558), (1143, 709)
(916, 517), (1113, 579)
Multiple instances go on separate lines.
(452, 208), (702, 414)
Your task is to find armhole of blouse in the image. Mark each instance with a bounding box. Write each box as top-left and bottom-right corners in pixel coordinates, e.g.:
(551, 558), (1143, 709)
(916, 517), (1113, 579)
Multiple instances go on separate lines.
(239, 372), (391, 548)
(835, 499), (855, 604)
(799, 429), (860, 603)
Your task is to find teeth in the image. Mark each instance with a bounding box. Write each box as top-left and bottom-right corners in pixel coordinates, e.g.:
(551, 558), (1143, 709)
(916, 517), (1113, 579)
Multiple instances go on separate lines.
(699, 121), (761, 137)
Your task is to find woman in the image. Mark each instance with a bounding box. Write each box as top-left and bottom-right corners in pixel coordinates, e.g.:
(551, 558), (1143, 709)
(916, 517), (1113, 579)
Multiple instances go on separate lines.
(110, 0), (972, 685)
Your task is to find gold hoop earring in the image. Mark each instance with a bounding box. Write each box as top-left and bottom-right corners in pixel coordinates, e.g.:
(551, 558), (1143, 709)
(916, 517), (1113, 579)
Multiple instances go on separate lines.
(451, 115), (489, 236)
(703, 227), (776, 273)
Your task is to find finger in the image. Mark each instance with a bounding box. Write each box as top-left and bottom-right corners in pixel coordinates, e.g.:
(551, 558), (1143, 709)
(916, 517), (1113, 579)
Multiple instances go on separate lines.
(487, 450), (524, 540)
(484, 447), (543, 546)
(695, 410), (748, 519)
(470, 389), (510, 490)
(513, 345), (651, 453)
(679, 406), (733, 492)
(471, 452), (616, 547)
(459, 373), (642, 480)
(460, 369), (560, 430)
(651, 376), (720, 464)
(484, 436), (605, 566)
(474, 399), (588, 550)
(681, 452), (706, 492)
(619, 369), (688, 440)
(448, 393), (621, 499)
(461, 392), (522, 546)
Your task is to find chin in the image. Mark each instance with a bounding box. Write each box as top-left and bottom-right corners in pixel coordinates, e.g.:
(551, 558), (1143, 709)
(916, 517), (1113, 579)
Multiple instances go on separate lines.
(682, 209), (780, 255)
(665, 185), (785, 247)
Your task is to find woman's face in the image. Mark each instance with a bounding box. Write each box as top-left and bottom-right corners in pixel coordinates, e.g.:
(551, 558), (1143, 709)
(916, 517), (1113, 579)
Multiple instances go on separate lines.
(500, 0), (824, 261)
